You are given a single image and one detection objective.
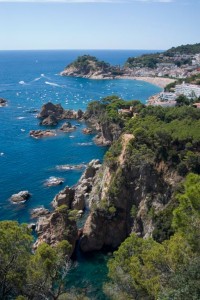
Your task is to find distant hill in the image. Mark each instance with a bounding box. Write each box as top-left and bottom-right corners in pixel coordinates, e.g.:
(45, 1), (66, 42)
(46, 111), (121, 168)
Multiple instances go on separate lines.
(166, 43), (200, 56)
(125, 42), (200, 69)
(60, 55), (124, 78)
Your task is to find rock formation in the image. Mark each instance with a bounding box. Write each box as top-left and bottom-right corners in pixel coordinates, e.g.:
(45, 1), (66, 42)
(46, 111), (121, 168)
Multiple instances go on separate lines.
(44, 176), (64, 187)
(34, 206), (78, 256)
(31, 207), (50, 219)
(37, 102), (83, 126)
(0, 98), (7, 107)
(60, 122), (76, 132)
(10, 191), (31, 203)
(52, 159), (101, 211)
(29, 129), (56, 138)
(41, 115), (58, 126)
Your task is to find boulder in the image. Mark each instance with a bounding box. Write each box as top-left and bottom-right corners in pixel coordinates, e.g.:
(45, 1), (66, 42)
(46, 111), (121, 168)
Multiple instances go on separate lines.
(38, 102), (64, 119)
(11, 191), (31, 203)
(52, 186), (75, 208)
(44, 176), (64, 187)
(41, 115), (58, 126)
(60, 122), (76, 132)
(0, 98), (7, 107)
(29, 130), (56, 138)
(31, 207), (50, 219)
(82, 128), (93, 134)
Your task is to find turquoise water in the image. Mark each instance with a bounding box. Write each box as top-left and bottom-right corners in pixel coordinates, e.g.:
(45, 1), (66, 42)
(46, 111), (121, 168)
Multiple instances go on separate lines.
(0, 50), (161, 298)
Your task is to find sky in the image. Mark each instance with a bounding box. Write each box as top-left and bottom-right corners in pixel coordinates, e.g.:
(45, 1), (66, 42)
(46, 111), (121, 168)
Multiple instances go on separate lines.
(0, 0), (199, 50)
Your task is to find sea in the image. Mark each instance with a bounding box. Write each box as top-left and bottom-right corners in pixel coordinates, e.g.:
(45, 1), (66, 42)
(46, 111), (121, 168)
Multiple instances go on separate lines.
(0, 49), (161, 299)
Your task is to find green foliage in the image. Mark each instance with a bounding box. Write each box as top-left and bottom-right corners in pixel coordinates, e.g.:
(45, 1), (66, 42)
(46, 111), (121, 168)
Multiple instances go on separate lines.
(176, 94), (194, 106)
(172, 173), (200, 251)
(158, 257), (200, 300)
(0, 221), (33, 299)
(0, 220), (74, 299)
(26, 241), (71, 299)
(126, 53), (160, 69)
(124, 106), (200, 175)
(166, 43), (200, 55)
(104, 139), (122, 169)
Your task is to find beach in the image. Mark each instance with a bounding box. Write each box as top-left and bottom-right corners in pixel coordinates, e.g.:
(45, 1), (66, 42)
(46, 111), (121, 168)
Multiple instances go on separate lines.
(119, 76), (176, 89)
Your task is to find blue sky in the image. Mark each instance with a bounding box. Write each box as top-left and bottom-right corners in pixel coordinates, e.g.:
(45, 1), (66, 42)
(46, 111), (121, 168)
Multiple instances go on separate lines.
(0, 0), (199, 50)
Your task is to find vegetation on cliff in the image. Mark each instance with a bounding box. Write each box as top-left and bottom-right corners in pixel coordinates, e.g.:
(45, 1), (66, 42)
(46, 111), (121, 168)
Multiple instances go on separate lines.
(106, 173), (200, 300)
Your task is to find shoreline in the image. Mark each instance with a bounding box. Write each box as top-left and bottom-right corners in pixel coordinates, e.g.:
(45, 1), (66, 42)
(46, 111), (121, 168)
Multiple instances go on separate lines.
(117, 76), (176, 89)
(61, 73), (176, 89)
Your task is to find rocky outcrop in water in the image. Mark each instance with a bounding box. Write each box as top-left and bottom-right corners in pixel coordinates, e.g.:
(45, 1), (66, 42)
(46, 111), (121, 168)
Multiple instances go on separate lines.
(31, 207), (50, 219)
(10, 191), (31, 203)
(60, 55), (124, 79)
(0, 98), (7, 107)
(52, 159), (101, 212)
(29, 129), (56, 138)
(37, 102), (83, 126)
(34, 160), (101, 254)
(60, 122), (76, 132)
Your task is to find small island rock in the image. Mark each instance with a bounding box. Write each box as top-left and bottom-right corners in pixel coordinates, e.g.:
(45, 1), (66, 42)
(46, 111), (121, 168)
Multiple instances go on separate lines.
(0, 98), (7, 107)
(60, 122), (76, 132)
(11, 191), (31, 203)
(30, 130), (56, 138)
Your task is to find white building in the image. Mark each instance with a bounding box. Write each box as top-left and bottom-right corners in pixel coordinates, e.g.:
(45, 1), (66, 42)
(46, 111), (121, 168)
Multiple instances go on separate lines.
(175, 82), (200, 98)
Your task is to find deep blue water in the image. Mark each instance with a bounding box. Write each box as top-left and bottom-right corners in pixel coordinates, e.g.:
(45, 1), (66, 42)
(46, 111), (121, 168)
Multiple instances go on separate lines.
(0, 50), (161, 298)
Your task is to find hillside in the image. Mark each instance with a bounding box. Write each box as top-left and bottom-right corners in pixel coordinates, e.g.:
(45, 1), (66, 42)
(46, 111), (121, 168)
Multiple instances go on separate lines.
(125, 42), (200, 69)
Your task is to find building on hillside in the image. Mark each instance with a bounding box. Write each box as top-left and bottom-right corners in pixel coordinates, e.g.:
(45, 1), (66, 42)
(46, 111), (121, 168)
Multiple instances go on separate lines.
(175, 82), (200, 98)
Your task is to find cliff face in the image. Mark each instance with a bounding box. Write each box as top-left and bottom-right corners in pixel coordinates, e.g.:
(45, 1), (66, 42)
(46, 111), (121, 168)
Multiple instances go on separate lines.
(80, 134), (182, 252)
(34, 207), (78, 256)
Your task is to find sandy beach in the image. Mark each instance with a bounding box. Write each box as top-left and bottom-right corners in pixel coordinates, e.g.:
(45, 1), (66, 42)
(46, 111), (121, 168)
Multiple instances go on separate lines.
(119, 76), (176, 89)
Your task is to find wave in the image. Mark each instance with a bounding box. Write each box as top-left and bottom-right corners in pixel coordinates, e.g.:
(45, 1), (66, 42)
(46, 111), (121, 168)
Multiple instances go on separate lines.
(45, 81), (65, 88)
(32, 77), (41, 82)
(19, 81), (27, 85)
(17, 117), (26, 120)
(56, 164), (86, 171)
(77, 142), (93, 146)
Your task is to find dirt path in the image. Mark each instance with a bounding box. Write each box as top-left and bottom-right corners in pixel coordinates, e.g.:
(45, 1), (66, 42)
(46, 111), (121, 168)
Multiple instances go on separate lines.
(119, 134), (134, 165)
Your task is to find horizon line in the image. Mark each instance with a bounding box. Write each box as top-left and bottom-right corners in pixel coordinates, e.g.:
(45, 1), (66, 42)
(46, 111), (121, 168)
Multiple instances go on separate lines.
(0, 48), (165, 51)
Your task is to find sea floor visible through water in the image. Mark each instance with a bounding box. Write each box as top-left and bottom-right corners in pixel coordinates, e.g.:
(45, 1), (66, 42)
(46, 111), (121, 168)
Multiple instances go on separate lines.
(0, 49), (161, 298)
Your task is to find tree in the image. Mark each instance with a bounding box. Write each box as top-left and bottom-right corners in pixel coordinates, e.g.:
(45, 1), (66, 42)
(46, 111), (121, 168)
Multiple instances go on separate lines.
(0, 221), (33, 299)
(25, 241), (72, 300)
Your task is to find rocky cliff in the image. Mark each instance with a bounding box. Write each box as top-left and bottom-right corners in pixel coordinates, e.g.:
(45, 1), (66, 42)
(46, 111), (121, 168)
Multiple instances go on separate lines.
(34, 206), (78, 256)
(80, 134), (182, 252)
(34, 160), (101, 255)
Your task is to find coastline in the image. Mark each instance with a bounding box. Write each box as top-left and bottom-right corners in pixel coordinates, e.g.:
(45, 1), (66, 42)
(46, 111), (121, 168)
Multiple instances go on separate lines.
(61, 72), (176, 89)
(117, 76), (176, 89)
